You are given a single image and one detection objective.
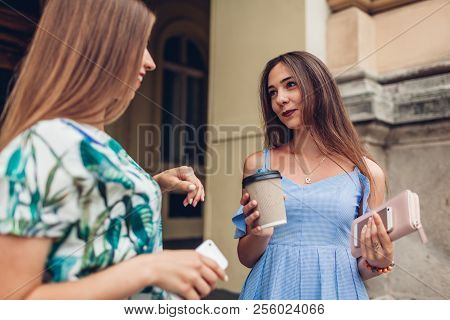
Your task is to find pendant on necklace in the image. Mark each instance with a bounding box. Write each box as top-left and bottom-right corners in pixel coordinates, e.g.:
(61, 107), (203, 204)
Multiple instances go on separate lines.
(305, 177), (312, 184)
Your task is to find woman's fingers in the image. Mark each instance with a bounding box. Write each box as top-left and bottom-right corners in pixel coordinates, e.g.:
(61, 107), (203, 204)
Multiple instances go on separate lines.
(199, 265), (219, 288)
(182, 287), (201, 300)
(194, 179), (204, 206)
(175, 166), (203, 207)
(373, 213), (393, 258)
(154, 250), (227, 300)
(240, 192), (250, 206)
(192, 183), (203, 207)
(252, 225), (265, 235)
(370, 217), (384, 261)
(360, 224), (367, 258)
(365, 218), (375, 261)
(183, 191), (195, 207)
(200, 255), (227, 282)
(245, 210), (260, 228)
(182, 184), (204, 207)
(244, 209), (269, 236)
(243, 200), (257, 216)
(193, 276), (213, 298)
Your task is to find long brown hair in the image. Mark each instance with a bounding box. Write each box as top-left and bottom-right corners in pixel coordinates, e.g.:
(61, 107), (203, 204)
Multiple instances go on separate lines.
(0, 0), (154, 150)
(259, 51), (381, 208)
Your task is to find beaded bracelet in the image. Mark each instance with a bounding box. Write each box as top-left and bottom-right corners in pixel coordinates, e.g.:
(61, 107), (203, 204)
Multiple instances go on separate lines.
(364, 260), (395, 274)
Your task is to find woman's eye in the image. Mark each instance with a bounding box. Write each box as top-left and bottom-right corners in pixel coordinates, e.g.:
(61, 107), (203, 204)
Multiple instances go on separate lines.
(268, 90), (277, 97)
(286, 81), (297, 88)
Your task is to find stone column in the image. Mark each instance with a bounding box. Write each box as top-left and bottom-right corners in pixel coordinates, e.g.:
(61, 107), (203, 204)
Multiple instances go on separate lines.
(206, 0), (320, 292)
(328, 0), (450, 299)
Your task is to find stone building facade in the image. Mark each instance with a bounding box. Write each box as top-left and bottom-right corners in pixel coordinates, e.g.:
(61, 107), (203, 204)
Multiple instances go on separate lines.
(327, 0), (449, 299)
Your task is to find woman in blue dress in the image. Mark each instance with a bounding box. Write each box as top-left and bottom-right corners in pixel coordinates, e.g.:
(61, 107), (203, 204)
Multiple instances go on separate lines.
(233, 51), (394, 300)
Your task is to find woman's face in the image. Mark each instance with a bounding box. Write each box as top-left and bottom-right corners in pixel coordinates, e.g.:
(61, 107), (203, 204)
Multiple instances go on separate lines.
(135, 48), (156, 90)
(267, 62), (302, 129)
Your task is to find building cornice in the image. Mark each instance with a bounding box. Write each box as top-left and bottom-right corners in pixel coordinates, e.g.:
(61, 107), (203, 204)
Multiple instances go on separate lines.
(337, 62), (450, 126)
(327, 0), (424, 14)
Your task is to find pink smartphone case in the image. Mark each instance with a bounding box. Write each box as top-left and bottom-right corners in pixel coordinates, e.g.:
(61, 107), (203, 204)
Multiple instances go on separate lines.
(350, 190), (427, 258)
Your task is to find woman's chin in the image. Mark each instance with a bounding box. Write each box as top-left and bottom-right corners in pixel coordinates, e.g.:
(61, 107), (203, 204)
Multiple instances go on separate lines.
(281, 120), (302, 130)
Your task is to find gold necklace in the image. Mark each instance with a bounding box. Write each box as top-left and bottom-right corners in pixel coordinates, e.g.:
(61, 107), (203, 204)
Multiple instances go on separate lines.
(290, 144), (326, 184)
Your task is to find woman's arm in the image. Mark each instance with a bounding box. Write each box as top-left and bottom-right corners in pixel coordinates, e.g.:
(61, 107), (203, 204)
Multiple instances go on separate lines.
(237, 215), (273, 268)
(237, 152), (274, 268)
(357, 158), (393, 280)
(0, 235), (226, 300)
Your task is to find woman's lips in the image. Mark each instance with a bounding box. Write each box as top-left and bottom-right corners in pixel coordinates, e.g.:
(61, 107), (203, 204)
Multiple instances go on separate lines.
(281, 109), (297, 117)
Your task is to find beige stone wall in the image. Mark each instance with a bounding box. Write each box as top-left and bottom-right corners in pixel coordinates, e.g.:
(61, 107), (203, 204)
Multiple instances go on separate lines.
(329, 0), (450, 299)
(206, 0), (308, 292)
(383, 128), (450, 299)
(355, 120), (450, 299)
(375, 0), (450, 74)
(327, 7), (377, 75)
(327, 0), (450, 76)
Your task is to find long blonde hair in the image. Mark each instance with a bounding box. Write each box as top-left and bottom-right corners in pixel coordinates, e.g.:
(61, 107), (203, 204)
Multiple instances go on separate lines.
(0, 0), (154, 150)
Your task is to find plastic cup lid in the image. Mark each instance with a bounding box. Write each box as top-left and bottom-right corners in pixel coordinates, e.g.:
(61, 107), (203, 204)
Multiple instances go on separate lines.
(242, 170), (281, 188)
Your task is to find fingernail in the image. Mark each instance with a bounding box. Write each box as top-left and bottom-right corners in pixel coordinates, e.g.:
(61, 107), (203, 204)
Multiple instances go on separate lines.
(188, 184), (196, 191)
(183, 202), (187, 207)
(224, 275), (229, 282)
(193, 201), (197, 207)
(255, 211), (259, 217)
(189, 199), (193, 205)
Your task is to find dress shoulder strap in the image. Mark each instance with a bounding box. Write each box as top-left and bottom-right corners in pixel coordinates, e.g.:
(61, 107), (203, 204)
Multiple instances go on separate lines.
(262, 148), (271, 171)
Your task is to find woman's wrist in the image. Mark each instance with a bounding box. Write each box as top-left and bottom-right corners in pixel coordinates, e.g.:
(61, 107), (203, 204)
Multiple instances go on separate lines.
(153, 171), (163, 184)
(358, 257), (394, 275)
(153, 171), (167, 193)
(364, 259), (395, 274)
(135, 253), (158, 287)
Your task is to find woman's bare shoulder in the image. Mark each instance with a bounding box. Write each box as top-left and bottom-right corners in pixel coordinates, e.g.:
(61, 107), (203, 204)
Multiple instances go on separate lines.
(363, 156), (386, 207)
(363, 157), (385, 183)
(243, 151), (264, 175)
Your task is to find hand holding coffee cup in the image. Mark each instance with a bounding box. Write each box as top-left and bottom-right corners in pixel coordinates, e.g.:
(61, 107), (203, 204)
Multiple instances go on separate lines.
(240, 192), (274, 237)
(242, 169), (287, 234)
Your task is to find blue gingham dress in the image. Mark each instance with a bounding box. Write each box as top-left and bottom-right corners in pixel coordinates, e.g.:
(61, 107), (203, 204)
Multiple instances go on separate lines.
(232, 148), (370, 300)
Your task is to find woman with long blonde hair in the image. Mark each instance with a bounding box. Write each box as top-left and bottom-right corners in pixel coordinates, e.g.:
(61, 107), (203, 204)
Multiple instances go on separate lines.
(0, 0), (226, 299)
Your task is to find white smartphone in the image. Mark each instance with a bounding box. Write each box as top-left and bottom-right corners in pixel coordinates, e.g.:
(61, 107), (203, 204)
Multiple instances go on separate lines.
(353, 207), (393, 248)
(168, 240), (228, 300)
(196, 239), (228, 270)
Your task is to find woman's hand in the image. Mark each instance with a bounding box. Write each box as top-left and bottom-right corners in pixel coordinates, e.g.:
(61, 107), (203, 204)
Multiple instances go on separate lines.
(360, 212), (394, 268)
(240, 192), (274, 238)
(146, 250), (228, 300)
(154, 166), (205, 207)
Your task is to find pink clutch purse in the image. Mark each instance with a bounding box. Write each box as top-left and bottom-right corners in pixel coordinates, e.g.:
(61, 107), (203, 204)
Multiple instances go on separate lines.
(351, 190), (427, 258)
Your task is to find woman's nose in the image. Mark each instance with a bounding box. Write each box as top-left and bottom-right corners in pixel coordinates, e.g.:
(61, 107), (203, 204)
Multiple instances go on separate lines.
(143, 49), (156, 72)
(276, 89), (289, 105)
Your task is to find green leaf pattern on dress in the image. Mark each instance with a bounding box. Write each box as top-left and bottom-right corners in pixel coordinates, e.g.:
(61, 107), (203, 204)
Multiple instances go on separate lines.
(0, 119), (165, 299)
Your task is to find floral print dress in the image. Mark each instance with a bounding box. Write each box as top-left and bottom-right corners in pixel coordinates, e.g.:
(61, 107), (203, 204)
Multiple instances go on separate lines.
(0, 118), (166, 299)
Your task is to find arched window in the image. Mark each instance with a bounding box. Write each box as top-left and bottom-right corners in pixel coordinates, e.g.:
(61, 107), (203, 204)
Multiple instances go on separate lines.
(161, 34), (208, 168)
(157, 23), (209, 239)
